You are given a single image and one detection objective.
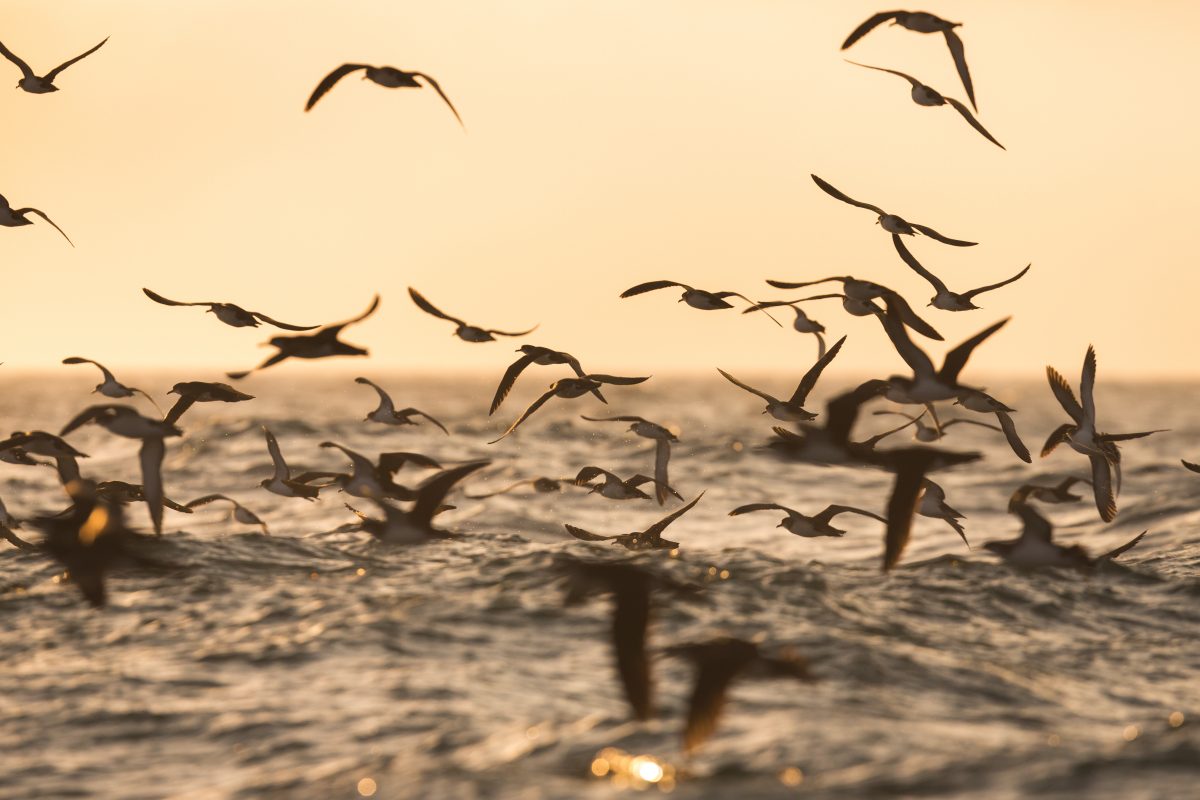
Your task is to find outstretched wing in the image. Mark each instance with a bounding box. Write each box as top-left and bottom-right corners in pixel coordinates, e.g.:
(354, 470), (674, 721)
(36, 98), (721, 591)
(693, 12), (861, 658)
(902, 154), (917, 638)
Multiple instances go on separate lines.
(892, 234), (948, 295)
(1046, 367), (1085, 424)
(1080, 346), (1098, 426)
(945, 97), (1004, 150)
(938, 317), (1009, 384)
(412, 72), (465, 127)
(405, 408), (449, 435)
(407, 287), (463, 325)
(846, 59), (922, 88)
(810, 174), (885, 215)
(45, 36), (109, 81)
(943, 30), (977, 111)
(411, 461), (489, 528)
(1089, 454), (1117, 523)
(620, 280), (687, 298)
(877, 295), (937, 378)
(262, 427), (289, 480)
(139, 437), (167, 535)
(564, 524), (612, 542)
(184, 494), (233, 509)
(841, 11), (902, 49)
(305, 63), (370, 111)
(1101, 531), (1146, 561)
(19, 208), (73, 246)
(911, 222), (976, 247)
(587, 374), (650, 386)
(994, 411), (1032, 463)
(486, 324), (539, 337)
(791, 334), (846, 406)
(142, 288), (212, 307)
(323, 293), (381, 335)
(488, 389), (557, 443)
(817, 504), (888, 525)
(728, 503), (790, 516)
(0, 39), (33, 79)
(642, 492), (703, 538)
(580, 414), (648, 424)
(962, 264), (1030, 301)
(489, 352), (538, 415)
(717, 369), (777, 404)
(250, 311), (319, 331)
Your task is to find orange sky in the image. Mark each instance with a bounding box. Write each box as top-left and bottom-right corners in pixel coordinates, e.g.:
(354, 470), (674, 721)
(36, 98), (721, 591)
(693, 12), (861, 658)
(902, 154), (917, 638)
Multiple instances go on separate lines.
(2, 1), (1198, 380)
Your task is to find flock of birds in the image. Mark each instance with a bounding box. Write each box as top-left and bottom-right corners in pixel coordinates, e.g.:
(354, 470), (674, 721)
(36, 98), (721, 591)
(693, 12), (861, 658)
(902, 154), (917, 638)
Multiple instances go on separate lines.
(0, 11), (1181, 760)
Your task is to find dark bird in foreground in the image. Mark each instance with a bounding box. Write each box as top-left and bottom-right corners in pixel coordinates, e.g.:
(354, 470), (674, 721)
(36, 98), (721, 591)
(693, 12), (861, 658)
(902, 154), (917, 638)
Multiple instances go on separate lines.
(841, 10), (976, 110)
(565, 493), (704, 550)
(185, 494), (270, 534)
(620, 281), (779, 324)
(0, 35), (108, 94)
(0, 431), (88, 486)
(355, 377), (447, 433)
(409, 287), (537, 342)
(765, 275), (942, 340)
(92, 481), (192, 516)
(350, 461), (490, 543)
(848, 61), (1001, 148)
(729, 502), (886, 538)
(163, 381), (254, 425)
(227, 294), (380, 379)
(892, 236), (1028, 311)
(667, 638), (814, 753)
(489, 374), (649, 443)
(580, 415), (677, 505)
(0, 497), (33, 550)
(810, 174), (976, 246)
(985, 500), (1146, 570)
(0, 192), (72, 245)
(305, 63), (463, 125)
(490, 345), (599, 415)
(62, 357), (162, 413)
(717, 335), (846, 422)
(142, 288), (318, 331)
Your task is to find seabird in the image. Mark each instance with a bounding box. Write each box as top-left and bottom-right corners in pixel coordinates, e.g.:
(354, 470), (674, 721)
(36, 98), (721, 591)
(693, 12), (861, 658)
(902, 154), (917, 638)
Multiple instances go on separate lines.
(142, 288), (318, 331)
(728, 502), (886, 538)
(163, 382), (254, 425)
(620, 280), (779, 324)
(490, 345), (599, 415)
(409, 287), (536, 342)
(564, 493), (704, 551)
(579, 415), (677, 504)
(349, 461), (490, 543)
(293, 449), (444, 503)
(810, 174), (976, 246)
(305, 63), (463, 125)
(984, 500), (1146, 570)
(354, 377), (448, 433)
(0, 192), (72, 245)
(917, 478), (968, 546)
(717, 335), (846, 422)
(259, 426), (321, 500)
(465, 476), (579, 499)
(60, 405), (181, 535)
(489, 374), (649, 443)
(184, 494), (270, 533)
(870, 409), (995, 444)
(1007, 477), (1090, 510)
(62, 357), (162, 414)
(766, 276), (943, 340)
(0, 497), (33, 550)
(741, 300), (828, 354)
(573, 466), (682, 502)
(892, 235), (1028, 310)
(227, 294), (380, 379)
(0, 35), (108, 94)
(952, 388), (1032, 462)
(0, 431), (87, 486)
(848, 61), (1002, 148)
(841, 11), (976, 110)
(93, 480), (192, 516)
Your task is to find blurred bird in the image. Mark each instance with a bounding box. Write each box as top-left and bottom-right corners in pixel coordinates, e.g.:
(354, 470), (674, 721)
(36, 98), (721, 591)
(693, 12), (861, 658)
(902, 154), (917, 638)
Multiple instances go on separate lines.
(409, 287), (536, 342)
(810, 174), (976, 246)
(766, 275), (942, 340)
(916, 478), (968, 546)
(985, 501), (1146, 570)
(142, 288), (318, 331)
(163, 382), (254, 425)
(0, 35), (108, 94)
(305, 63), (463, 125)
(349, 461), (490, 543)
(620, 280), (778, 323)
(228, 294), (380, 379)
(952, 388), (1031, 462)
(0, 431), (87, 486)
(259, 427), (321, 500)
(1008, 477), (1090, 510)
(565, 493), (703, 550)
(580, 415), (677, 504)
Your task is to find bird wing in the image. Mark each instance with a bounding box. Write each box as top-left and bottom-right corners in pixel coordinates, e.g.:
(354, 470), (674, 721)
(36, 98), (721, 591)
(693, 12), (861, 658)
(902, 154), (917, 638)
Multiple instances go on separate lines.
(611, 578), (653, 720)
(858, 414), (920, 449)
(262, 427), (289, 480)
(810, 174), (885, 215)
(1181, 459), (1199, 474)
(1013, 502), (1054, 543)
(184, 494), (233, 509)
(59, 405), (112, 436)
(142, 288), (212, 307)
(0, 39), (34, 78)
(938, 317), (1009, 384)
(407, 287), (463, 325)
(250, 311), (319, 331)
(1040, 423), (1076, 458)
(765, 277), (844, 290)
(642, 492), (703, 539)
(305, 63), (370, 111)
(62, 356), (115, 383)
(323, 293), (381, 335)
(910, 222), (976, 247)
(355, 377), (395, 415)
(411, 461), (489, 528)
(817, 504), (888, 525)
(405, 409), (449, 435)
(587, 374), (650, 386)
(1080, 346), (1098, 426)
(716, 369), (778, 404)
(486, 324), (539, 337)
(882, 455), (930, 571)
(1046, 366), (1086, 424)
(790, 334), (847, 405)
(846, 59), (922, 88)
(943, 30), (977, 111)
(620, 280), (687, 298)
(564, 524), (614, 542)
(627, 474), (682, 501)
(18, 208), (73, 246)
(581, 414), (648, 424)
(488, 388), (557, 443)
(729, 503), (791, 516)
(878, 295), (937, 378)
(679, 657), (741, 754)
(377, 451), (442, 473)
(44, 36), (109, 81)
(841, 11), (902, 49)
(139, 437), (166, 535)
(941, 417), (1001, 433)
(411, 72), (465, 127)
(945, 97), (1004, 149)
(1101, 531), (1147, 561)
(892, 234), (948, 294)
(826, 380), (887, 445)
(653, 439), (671, 505)
(994, 411), (1032, 463)
(962, 264), (1030, 301)
(1089, 454), (1117, 522)
(573, 465), (611, 484)
(489, 352), (539, 415)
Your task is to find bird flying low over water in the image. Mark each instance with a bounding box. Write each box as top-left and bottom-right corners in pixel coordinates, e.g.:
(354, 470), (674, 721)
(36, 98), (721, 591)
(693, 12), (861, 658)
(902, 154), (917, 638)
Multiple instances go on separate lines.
(0, 193), (72, 245)
(579, 415), (677, 505)
(620, 281), (779, 324)
(163, 382), (254, 426)
(841, 10), (976, 110)
(892, 235), (1029, 311)
(985, 500), (1146, 570)
(766, 275), (943, 340)
(565, 493), (704, 550)
(489, 374), (649, 443)
(305, 63), (463, 126)
(0, 35), (108, 94)
(408, 287), (537, 342)
(717, 335), (846, 422)
(1008, 477), (1091, 510)
(916, 478), (969, 546)
(142, 288), (318, 331)
(227, 294), (380, 379)
(259, 427), (322, 501)
(355, 378), (448, 433)
(952, 388), (1031, 463)
(0, 497), (33, 550)
(848, 61), (1002, 149)
(810, 174), (976, 246)
(349, 461), (490, 543)
(0, 431), (87, 487)
(185, 494), (270, 534)
(465, 475), (580, 499)
(490, 346), (599, 415)
(573, 466), (682, 502)
(729, 502), (886, 538)
(62, 357), (162, 414)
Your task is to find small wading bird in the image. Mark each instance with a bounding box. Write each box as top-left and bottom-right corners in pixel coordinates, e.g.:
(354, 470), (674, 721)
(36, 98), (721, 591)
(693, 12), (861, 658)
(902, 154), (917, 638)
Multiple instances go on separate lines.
(728, 502), (886, 538)
(579, 415), (677, 504)
(228, 294), (380, 379)
(565, 493), (704, 550)
(355, 377), (448, 433)
(490, 345), (599, 415)
(810, 174), (976, 246)
(0, 192), (72, 245)
(62, 357), (162, 414)
(163, 382), (254, 426)
(305, 63), (463, 126)
(573, 466), (682, 502)
(717, 335), (846, 422)
(142, 288), (318, 331)
(489, 374), (649, 443)
(848, 61), (1002, 149)
(985, 500), (1146, 570)
(0, 35), (108, 94)
(841, 10), (976, 110)
(185, 494), (270, 534)
(620, 281), (779, 324)
(408, 287), (537, 342)
(891, 235), (1029, 311)
(765, 276), (942, 340)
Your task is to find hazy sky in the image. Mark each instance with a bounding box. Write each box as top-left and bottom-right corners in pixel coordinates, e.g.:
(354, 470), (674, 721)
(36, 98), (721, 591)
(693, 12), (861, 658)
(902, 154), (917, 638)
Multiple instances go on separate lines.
(3, 1), (1198, 379)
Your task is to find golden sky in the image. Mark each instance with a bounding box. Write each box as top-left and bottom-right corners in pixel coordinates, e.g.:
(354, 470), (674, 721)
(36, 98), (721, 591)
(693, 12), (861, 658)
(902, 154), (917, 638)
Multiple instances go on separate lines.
(2, 1), (1198, 378)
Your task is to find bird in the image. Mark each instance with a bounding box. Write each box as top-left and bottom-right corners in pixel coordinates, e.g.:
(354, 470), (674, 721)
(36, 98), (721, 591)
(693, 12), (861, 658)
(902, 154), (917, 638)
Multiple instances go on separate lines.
(916, 479), (968, 546)
(59, 406), (182, 535)
(0, 497), (32, 550)
(573, 466), (682, 502)
(579, 415), (677, 504)
(810, 174), (976, 246)
(0, 431), (88, 487)
(349, 461), (490, 543)
(184, 494), (270, 534)
(620, 280), (779, 323)
(317, 442), (395, 499)
(728, 502), (886, 538)
(740, 301), (828, 354)
(0, 192), (72, 245)
(951, 388), (1031, 462)
(1008, 477), (1090, 510)
(489, 374), (649, 444)
(489, 345), (599, 415)
(870, 409), (997, 444)
(1042, 347), (1165, 522)
(765, 276), (943, 340)
(840, 11), (976, 110)
(0, 35), (108, 94)
(62, 357), (162, 413)
(984, 501), (1146, 570)
(666, 638), (814, 754)
(93, 480), (192, 516)
(892, 235), (1029, 311)
(464, 476), (580, 499)
(717, 335), (847, 422)
(408, 287), (536, 342)
(293, 450), (445, 503)
(1182, 460), (1200, 475)
(305, 63), (463, 125)
(142, 288), (318, 331)
(564, 493), (704, 551)
(259, 427), (322, 500)
(227, 294), (380, 379)
(847, 61), (1002, 149)
(162, 382), (255, 425)
(353, 378), (448, 433)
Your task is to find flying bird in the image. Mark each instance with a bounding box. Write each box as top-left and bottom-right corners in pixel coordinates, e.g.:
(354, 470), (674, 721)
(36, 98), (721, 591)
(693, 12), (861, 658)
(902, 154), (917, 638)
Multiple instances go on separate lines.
(810, 174), (975, 246)
(305, 63), (463, 125)
(489, 374), (649, 443)
(729, 502), (886, 538)
(579, 415), (677, 504)
(259, 427), (322, 500)
(573, 466), (682, 502)
(565, 493), (704, 551)
(841, 11), (976, 110)
(490, 345), (599, 415)
(0, 431), (87, 487)
(142, 288), (318, 331)
(464, 476), (580, 499)
(916, 479), (968, 546)
(355, 377), (448, 433)
(408, 287), (537, 342)
(163, 382), (254, 425)
(227, 294), (380, 379)
(717, 335), (846, 422)
(985, 500), (1146, 570)
(348, 462), (490, 543)
(0, 35), (108, 94)
(620, 281), (779, 323)
(184, 494), (270, 534)
(0, 193), (72, 245)
(766, 276), (942, 340)
(892, 235), (1028, 311)
(952, 388), (1031, 463)
(1008, 477), (1090, 510)
(62, 357), (162, 414)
